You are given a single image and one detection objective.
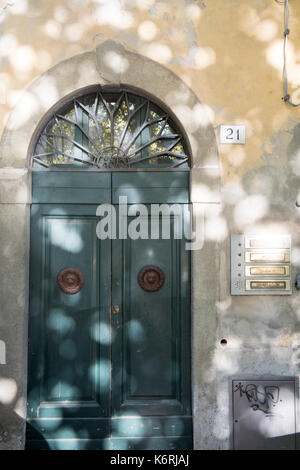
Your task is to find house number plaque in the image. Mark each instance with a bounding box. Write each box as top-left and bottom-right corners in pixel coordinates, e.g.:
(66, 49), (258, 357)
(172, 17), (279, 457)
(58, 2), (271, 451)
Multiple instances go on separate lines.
(231, 234), (292, 295)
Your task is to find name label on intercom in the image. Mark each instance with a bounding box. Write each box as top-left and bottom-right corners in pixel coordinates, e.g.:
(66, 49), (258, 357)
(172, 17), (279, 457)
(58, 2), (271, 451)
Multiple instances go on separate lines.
(231, 234), (292, 295)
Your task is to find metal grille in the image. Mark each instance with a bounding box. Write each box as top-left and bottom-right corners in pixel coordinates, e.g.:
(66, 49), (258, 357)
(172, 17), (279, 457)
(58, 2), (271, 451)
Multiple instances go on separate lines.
(32, 90), (190, 169)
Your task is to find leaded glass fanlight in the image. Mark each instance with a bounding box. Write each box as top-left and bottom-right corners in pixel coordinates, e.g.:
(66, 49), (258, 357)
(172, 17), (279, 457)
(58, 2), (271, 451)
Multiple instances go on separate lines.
(32, 89), (191, 169)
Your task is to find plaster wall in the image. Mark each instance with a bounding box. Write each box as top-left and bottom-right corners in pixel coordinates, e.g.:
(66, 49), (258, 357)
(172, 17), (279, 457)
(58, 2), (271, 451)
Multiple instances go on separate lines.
(0, 0), (300, 450)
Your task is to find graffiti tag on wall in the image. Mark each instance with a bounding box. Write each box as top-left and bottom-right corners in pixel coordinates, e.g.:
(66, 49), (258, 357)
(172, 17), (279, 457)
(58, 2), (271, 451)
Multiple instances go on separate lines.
(233, 382), (281, 417)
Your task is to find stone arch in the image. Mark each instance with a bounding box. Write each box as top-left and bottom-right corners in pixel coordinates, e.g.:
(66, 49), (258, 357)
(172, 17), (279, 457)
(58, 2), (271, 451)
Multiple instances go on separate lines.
(0, 40), (220, 175)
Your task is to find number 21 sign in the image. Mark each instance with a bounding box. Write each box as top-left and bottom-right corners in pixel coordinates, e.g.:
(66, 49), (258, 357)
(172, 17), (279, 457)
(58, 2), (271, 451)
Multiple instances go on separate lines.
(220, 125), (245, 144)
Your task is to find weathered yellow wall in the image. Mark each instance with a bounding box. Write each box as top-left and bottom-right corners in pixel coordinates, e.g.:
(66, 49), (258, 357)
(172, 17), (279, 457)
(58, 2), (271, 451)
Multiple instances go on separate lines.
(1, 0), (300, 182)
(1, 1), (300, 450)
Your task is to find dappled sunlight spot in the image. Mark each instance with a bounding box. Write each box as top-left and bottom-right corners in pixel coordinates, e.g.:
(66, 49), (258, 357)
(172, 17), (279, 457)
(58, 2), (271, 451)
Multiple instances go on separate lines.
(257, 387), (294, 438)
(272, 111), (289, 130)
(192, 184), (219, 203)
(292, 247), (300, 267)
(234, 194), (269, 229)
(54, 6), (71, 23)
(185, 4), (202, 21)
(89, 360), (110, 388)
(6, 91), (39, 129)
(50, 382), (79, 398)
(173, 104), (193, 132)
(193, 103), (214, 128)
(54, 426), (88, 440)
(145, 43), (172, 63)
(205, 216), (228, 243)
(202, 153), (220, 167)
(3, 242), (14, 258)
(246, 222), (289, 236)
(146, 248), (154, 257)
(286, 64), (300, 88)
(49, 220), (83, 253)
(10, 0), (28, 15)
(216, 296), (232, 314)
(192, 46), (216, 70)
(0, 378), (17, 405)
(7, 90), (23, 107)
(117, 418), (145, 439)
(33, 76), (59, 109)
(205, 204), (223, 219)
(0, 34), (18, 56)
(127, 320), (145, 343)
(104, 51), (129, 74)
(47, 309), (75, 334)
(188, 135), (198, 156)
(213, 350), (239, 374)
(14, 397), (25, 418)
(93, 1), (134, 30)
(90, 321), (110, 344)
(172, 103), (214, 132)
(239, 7), (277, 42)
(165, 88), (190, 105)
(47, 207), (67, 216)
(289, 149), (300, 176)
(43, 19), (62, 39)
(246, 173), (277, 199)
(0, 73), (10, 104)
(41, 419), (62, 431)
(290, 87), (300, 105)
(266, 39), (284, 73)
(227, 147), (246, 166)
(36, 50), (52, 71)
(220, 336), (243, 349)
(64, 23), (85, 42)
(239, 6), (261, 35)
(253, 20), (278, 42)
(138, 21), (157, 41)
(135, 0), (155, 10)
(59, 339), (77, 360)
(16, 185), (27, 202)
(9, 45), (36, 73)
(203, 166), (220, 179)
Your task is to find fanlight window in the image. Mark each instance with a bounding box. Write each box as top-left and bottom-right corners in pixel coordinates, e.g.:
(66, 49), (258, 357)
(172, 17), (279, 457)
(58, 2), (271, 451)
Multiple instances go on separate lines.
(32, 89), (190, 169)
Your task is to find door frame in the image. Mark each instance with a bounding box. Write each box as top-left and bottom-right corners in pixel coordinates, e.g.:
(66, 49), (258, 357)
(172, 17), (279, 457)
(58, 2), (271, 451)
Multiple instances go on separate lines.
(26, 170), (193, 449)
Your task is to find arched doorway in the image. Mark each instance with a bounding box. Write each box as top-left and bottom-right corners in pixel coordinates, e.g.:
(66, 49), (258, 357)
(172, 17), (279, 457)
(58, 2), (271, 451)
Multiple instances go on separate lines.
(26, 87), (192, 450)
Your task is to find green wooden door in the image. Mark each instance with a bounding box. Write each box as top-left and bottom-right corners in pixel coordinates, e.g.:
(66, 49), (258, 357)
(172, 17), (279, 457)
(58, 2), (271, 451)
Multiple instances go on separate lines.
(26, 171), (192, 450)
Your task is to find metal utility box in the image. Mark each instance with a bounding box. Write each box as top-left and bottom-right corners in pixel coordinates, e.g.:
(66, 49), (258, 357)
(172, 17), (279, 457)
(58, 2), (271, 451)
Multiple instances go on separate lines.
(231, 378), (296, 450)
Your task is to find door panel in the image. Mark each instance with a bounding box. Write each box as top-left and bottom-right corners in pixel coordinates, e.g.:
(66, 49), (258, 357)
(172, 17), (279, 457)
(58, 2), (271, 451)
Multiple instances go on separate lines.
(112, 210), (190, 416)
(27, 171), (192, 450)
(27, 205), (110, 423)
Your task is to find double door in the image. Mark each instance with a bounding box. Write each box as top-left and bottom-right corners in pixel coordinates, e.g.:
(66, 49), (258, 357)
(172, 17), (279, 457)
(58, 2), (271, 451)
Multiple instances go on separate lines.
(26, 171), (192, 450)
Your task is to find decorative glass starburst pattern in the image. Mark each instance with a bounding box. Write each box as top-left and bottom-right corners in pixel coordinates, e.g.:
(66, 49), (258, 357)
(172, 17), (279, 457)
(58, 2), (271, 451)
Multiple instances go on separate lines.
(32, 90), (190, 169)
